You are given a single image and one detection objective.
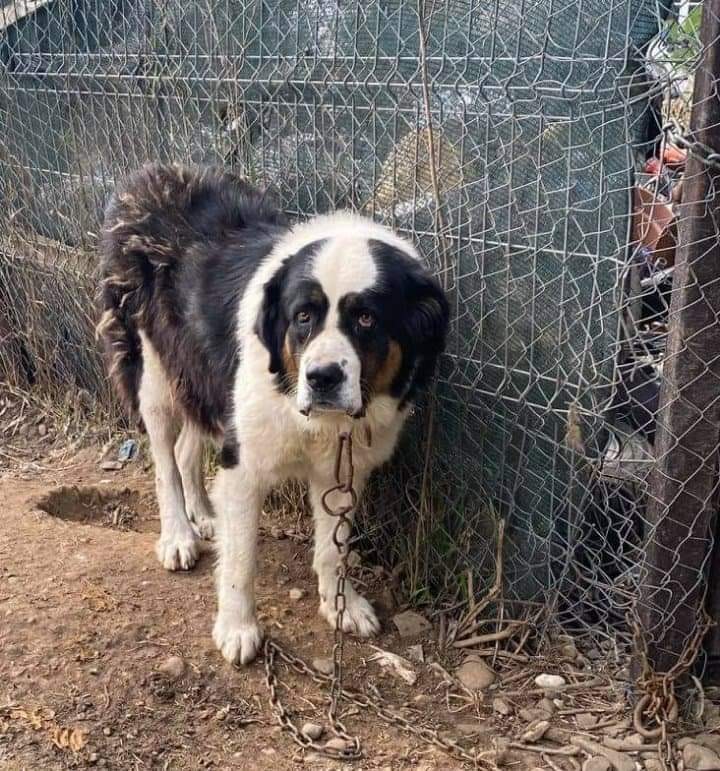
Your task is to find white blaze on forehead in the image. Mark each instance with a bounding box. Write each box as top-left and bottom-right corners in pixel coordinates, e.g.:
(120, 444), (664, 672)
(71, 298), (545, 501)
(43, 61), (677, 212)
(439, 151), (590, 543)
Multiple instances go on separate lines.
(311, 237), (378, 321)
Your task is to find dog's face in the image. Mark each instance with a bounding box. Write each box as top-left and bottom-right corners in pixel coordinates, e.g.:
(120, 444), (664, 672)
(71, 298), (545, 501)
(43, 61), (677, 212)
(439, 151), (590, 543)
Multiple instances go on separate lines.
(255, 236), (449, 417)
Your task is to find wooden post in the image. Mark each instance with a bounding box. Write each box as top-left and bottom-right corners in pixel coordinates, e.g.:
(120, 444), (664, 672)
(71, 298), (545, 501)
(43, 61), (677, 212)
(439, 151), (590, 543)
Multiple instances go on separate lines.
(636, 0), (720, 676)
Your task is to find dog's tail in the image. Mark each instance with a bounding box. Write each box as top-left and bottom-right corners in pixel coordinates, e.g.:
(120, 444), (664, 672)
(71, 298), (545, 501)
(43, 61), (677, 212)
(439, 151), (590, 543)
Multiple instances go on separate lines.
(96, 162), (284, 417)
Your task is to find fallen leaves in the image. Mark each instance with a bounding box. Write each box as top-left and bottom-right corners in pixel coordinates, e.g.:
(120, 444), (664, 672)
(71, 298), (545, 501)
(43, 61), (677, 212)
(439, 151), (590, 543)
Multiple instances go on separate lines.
(51, 725), (88, 752)
(3, 704), (88, 754)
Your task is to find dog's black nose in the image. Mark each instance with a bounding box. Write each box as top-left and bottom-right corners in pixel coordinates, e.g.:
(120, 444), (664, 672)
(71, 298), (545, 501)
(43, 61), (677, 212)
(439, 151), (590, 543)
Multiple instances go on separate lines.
(306, 363), (344, 393)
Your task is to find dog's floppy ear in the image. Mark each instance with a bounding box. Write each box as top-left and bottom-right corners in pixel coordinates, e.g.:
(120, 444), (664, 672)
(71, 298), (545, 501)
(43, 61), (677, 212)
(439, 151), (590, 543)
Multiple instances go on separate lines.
(402, 269), (450, 401)
(254, 262), (289, 374)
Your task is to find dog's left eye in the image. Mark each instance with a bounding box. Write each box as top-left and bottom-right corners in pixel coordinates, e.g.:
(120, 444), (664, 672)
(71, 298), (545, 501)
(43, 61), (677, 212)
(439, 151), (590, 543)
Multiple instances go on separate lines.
(358, 311), (375, 329)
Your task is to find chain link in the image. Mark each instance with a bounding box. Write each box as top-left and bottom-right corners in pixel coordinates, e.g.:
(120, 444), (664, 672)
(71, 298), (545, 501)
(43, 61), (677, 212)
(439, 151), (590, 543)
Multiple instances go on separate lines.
(671, 133), (720, 171)
(263, 431), (492, 767)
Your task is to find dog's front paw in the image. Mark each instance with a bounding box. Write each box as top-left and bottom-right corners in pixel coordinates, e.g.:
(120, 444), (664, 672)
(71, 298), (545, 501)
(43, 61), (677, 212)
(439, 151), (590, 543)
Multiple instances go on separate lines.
(189, 512), (215, 540)
(320, 589), (380, 637)
(155, 529), (200, 571)
(213, 614), (263, 665)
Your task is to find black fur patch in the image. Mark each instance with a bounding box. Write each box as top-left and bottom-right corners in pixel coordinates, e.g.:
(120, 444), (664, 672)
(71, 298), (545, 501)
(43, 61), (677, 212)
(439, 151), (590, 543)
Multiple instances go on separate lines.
(98, 163), (288, 434)
(366, 240), (449, 404)
(254, 240), (328, 391)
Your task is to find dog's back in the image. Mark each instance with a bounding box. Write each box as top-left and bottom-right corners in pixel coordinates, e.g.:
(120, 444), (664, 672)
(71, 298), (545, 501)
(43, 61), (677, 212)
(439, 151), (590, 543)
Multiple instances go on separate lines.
(97, 163), (287, 430)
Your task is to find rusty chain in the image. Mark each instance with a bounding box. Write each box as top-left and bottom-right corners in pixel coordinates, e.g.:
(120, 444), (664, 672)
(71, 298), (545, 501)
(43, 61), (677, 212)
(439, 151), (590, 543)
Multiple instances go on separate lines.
(631, 610), (712, 770)
(263, 430), (493, 766)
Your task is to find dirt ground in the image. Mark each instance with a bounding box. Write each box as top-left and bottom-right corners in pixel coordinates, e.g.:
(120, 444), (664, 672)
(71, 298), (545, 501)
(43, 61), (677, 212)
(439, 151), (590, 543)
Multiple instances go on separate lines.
(1, 399), (719, 771)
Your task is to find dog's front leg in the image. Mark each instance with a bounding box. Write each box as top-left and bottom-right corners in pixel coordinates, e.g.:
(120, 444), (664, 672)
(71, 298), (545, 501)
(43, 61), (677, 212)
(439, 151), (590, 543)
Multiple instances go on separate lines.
(310, 474), (380, 638)
(212, 464), (267, 665)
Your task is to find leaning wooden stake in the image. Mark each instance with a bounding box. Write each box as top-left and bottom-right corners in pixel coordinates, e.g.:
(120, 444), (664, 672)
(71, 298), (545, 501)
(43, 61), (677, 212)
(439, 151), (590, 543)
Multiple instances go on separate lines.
(636, 0), (720, 677)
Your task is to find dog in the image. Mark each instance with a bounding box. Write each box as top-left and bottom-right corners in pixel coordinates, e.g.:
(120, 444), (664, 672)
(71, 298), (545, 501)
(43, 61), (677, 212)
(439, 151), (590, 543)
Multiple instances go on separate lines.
(97, 163), (449, 664)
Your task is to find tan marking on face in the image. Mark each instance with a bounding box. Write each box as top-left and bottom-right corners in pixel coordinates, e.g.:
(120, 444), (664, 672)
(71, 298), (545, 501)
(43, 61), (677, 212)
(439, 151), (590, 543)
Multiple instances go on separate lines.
(369, 340), (402, 394)
(282, 333), (300, 387)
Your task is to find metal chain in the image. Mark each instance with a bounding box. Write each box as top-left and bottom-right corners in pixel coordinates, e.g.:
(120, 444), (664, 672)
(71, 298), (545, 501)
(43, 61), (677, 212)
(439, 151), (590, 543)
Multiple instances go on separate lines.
(667, 130), (720, 171)
(263, 431), (491, 767)
(631, 611), (712, 771)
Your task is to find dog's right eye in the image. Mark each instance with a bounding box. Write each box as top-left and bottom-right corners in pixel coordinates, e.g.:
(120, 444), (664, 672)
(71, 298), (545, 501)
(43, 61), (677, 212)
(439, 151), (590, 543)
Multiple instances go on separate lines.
(295, 310), (312, 325)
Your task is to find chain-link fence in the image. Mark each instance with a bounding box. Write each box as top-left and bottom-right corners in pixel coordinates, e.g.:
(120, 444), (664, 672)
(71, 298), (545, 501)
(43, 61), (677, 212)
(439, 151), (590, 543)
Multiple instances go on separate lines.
(2, 0), (720, 686)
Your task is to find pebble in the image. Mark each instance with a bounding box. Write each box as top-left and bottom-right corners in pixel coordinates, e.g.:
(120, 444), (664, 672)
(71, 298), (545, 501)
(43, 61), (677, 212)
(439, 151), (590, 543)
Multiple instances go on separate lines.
(157, 655), (185, 680)
(269, 526), (285, 539)
(582, 758), (611, 771)
(301, 722), (324, 741)
(537, 697), (556, 716)
(518, 707), (549, 723)
(392, 610), (431, 637)
(534, 673), (566, 689)
(576, 712), (598, 729)
(100, 460), (123, 472)
(37, 423), (47, 437)
(406, 644), (424, 663)
(312, 657), (334, 676)
(492, 697), (512, 716)
(520, 720), (550, 743)
(102, 727), (112, 736)
(347, 550), (362, 568)
(682, 742), (720, 770)
(644, 760), (663, 771)
(691, 735), (720, 756)
(455, 658), (496, 691)
(324, 737), (354, 754)
(288, 587), (306, 601)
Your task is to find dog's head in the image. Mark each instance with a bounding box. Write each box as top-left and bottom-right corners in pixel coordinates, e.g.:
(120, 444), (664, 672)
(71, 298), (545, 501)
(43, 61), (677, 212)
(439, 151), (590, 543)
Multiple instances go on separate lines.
(255, 226), (449, 417)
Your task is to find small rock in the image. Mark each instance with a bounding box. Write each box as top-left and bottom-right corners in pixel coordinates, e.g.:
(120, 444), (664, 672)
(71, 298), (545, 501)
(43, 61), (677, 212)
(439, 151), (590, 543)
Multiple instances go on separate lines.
(534, 673), (566, 689)
(644, 760), (663, 771)
(520, 720), (550, 743)
(696, 735), (720, 756)
(100, 460), (123, 472)
(102, 727), (112, 736)
(269, 526), (285, 540)
(623, 733), (646, 748)
(312, 657), (334, 676)
(406, 644), (424, 663)
(301, 722), (324, 741)
(37, 423), (47, 437)
(260, 748), (276, 756)
(288, 587), (306, 601)
(493, 696), (512, 716)
(392, 610), (432, 637)
(601, 718), (631, 737)
(582, 758), (611, 771)
(682, 742), (720, 770)
(157, 655), (185, 680)
(347, 550), (362, 568)
(323, 737), (354, 754)
(576, 712), (598, 729)
(456, 722), (482, 736)
(455, 658), (496, 691)
(518, 707), (548, 722)
(88, 753), (99, 764)
(537, 697), (556, 716)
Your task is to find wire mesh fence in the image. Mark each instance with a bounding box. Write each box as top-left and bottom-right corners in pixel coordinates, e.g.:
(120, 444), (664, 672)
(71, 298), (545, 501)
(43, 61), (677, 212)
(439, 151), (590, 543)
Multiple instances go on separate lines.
(1, 0), (719, 685)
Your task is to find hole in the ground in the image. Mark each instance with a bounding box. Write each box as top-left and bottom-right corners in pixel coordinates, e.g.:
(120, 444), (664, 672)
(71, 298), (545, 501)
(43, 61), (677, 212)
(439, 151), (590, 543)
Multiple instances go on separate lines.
(36, 486), (156, 532)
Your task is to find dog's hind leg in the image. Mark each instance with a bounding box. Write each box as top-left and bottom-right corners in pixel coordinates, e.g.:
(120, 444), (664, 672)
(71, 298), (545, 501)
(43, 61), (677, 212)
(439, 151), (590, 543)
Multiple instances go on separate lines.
(175, 420), (215, 540)
(138, 331), (201, 571)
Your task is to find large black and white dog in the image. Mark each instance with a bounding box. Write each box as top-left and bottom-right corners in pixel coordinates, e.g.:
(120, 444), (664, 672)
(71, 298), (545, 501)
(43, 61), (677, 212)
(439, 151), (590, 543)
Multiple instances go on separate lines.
(98, 163), (449, 664)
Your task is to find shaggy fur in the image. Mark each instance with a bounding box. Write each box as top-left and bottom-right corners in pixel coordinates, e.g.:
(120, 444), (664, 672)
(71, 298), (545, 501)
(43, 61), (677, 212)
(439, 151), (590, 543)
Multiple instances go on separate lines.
(97, 163), (449, 664)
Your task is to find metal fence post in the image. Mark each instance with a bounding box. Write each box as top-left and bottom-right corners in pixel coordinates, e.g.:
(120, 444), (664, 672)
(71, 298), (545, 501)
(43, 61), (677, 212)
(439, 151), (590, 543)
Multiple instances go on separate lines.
(636, 0), (720, 677)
